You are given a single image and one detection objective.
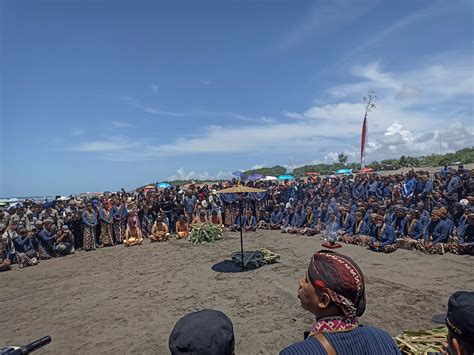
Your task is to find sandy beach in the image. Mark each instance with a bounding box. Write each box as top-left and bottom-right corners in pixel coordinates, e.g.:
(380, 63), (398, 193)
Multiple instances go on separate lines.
(1, 230), (473, 354)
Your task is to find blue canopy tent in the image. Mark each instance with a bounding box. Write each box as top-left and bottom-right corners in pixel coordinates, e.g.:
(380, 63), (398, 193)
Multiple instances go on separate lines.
(277, 174), (294, 180)
(157, 182), (172, 188)
(335, 168), (353, 175)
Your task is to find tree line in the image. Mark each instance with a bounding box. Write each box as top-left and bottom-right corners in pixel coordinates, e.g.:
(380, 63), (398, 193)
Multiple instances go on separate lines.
(243, 147), (474, 177)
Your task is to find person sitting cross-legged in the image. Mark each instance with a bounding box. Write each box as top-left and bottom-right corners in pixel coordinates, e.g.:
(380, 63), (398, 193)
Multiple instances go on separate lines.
(151, 215), (170, 242)
(242, 210), (257, 232)
(451, 213), (474, 255)
(341, 212), (370, 246)
(368, 214), (398, 253)
(124, 219), (143, 246)
(230, 210), (242, 232)
(397, 210), (424, 250)
(175, 215), (189, 239)
(55, 225), (75, 256)
(422, 209), (451, 254)
(280, 250), (400, 355)
(270, 205), (284, 230)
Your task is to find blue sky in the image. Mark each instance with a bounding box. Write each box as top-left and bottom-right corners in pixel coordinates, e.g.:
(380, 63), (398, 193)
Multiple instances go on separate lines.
(1, 0), (473, 197)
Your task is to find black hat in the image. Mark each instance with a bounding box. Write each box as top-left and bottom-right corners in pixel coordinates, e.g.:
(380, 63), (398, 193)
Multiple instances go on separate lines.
(169, 309), (234, 355)
(446, 291), (474, 342)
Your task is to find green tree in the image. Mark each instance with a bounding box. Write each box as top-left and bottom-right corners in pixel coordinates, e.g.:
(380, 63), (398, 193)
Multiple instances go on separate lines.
(338, 153), (348, 165)
(399, 155), (408, 167)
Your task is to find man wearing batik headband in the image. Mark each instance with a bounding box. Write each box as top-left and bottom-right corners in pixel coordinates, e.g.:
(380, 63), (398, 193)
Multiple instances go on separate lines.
(280, 250), (400, 355)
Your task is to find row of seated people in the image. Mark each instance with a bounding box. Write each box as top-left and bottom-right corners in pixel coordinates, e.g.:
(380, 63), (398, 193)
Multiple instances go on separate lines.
(230, 201), (474, 255)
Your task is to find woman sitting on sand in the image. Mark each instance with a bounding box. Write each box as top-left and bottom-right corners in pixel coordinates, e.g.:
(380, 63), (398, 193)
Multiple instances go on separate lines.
(175, 215), (189, 239)
(151, 215), (170, 242)
(124, 219), (143, 246)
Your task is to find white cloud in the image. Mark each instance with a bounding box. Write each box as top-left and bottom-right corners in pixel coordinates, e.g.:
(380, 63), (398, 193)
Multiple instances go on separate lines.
(168, 167), (232, 181)
(195, 109), (276, 124)
(359, 121), (474, 162)
(75, 53), (473, 164)
(260, 116), (276, 123)
(331, 56), (473, 103)
(200, 80), (211, 85)
(122, 96), (183, 116)
(73, 136), (141, 153)
(112, 121), (137, 128)
(283, 110), (305, 119)
(323, 152), (339, 163)
(277, 0), (377, 49)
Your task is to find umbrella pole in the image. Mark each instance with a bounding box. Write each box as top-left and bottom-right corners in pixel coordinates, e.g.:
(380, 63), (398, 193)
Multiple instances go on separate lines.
(240, 198), (244, 269)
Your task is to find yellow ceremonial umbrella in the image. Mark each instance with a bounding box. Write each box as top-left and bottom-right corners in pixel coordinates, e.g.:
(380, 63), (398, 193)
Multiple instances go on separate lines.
(216, 185), (266, 194)
(216, 184), (267, 269)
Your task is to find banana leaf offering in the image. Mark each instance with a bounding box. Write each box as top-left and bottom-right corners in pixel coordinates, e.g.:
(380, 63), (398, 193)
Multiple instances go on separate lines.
(188, 223), (223, 245)
(231, 248), (281, 269)
(395, 326), (447, 354)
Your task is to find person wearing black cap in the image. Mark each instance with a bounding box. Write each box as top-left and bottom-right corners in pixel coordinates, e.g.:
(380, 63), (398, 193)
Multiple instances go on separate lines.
(445, 291), (474, 355)
(169, 309), (235, 355)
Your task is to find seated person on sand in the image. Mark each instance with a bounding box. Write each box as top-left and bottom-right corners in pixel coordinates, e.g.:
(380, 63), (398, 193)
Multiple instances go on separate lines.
(230, 210), (242, 232)
(421, 209), (451, 254)
(14, 225), (40, 268)
(242, 210), (257, 232)
(279, 250), (400, 354)
(451, 213), (474, 255)
(269, 205), (284, 230)
(151, 215), (170, 242)
(390, 207), (408, 239)
(175, 215), (189, 239)
(299, 206), (318, 236)
(209, 210), (223, 227)
(55, 225), (75, 256)
(281, 207), (302, 234)
(337, 206), (353, 233)
(397, 210), (424, 250)
(256, 209), (270, 230)
(192, 210), (208, 225)
(37, 218), (57, 257)
(316, 203), (329, 232)
(2, 224), (18, 264)
(368, 215), (398, 253)
(341, 212), (369, 245)
(124, 219), (143, 246)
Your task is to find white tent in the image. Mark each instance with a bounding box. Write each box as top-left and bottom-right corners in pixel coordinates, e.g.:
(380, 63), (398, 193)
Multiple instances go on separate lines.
(261, 176), (278, 181)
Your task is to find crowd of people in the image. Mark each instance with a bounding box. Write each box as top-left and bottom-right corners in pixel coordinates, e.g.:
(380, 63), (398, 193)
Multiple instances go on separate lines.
(1, 165), (473, 354)
(1, 164), (473, 270)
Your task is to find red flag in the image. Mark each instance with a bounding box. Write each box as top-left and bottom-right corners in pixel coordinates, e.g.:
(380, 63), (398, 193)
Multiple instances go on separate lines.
(360, 113), (368, 166)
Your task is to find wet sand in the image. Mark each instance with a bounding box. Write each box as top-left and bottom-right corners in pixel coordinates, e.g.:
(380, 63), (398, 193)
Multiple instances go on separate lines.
(1, 230), (472, 354)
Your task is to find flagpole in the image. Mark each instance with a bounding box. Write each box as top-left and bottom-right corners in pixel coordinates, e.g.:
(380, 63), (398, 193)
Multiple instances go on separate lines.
(361, 92), (377, 169)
